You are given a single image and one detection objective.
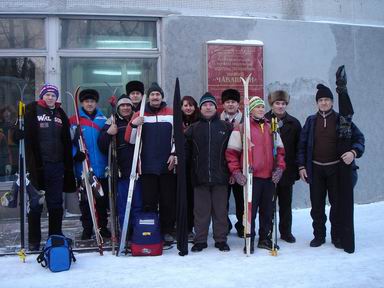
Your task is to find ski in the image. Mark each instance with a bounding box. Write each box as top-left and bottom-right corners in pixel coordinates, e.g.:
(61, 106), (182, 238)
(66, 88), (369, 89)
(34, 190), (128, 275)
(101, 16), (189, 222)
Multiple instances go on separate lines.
(117, 92), (147, 256)
(17, 83), (27, 262)
(335, 65), (355, 253)
(105, 83), (119, 255)
(240, 74), (253, 256)
(271, 117), (279, 256)
(67, 87), (104, 255)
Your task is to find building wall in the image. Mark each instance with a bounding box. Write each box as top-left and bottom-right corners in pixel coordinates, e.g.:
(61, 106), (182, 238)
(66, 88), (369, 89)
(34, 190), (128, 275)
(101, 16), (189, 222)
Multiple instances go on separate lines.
(161, 15), (383, 207)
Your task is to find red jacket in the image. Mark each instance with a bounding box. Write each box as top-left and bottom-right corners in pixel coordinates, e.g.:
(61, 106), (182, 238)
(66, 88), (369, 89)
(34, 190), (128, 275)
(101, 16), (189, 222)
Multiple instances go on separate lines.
(226, 118), (285, 179)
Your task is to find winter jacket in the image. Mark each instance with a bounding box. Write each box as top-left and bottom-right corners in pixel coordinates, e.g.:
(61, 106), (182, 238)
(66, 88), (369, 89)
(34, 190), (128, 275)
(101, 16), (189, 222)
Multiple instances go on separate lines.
(184, 113), (233, 186)
(297, 111), (365, 184)
(70, 108), (108, 179)
(125, 102), (173, 175)
(23, 101), (76, 192)
(226, 117), (286, 179)
(265, 111), (302, 186)
(98, 114), (135, 179)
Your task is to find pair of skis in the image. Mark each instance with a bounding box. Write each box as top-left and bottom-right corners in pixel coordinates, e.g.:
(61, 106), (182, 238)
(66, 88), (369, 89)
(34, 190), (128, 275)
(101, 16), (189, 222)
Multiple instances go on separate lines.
(117, 93), (147, 256)
(67, 87), (104, 255)
(240, 74), (253, 256)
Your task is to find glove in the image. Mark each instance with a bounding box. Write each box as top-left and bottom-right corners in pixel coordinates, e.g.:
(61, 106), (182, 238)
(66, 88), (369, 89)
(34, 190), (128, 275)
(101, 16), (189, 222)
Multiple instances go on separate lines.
(74, 151), (86, 162)
(336, 65), (348, 94)
(233, 171), (247, 186)
(272, 168), (283, 184)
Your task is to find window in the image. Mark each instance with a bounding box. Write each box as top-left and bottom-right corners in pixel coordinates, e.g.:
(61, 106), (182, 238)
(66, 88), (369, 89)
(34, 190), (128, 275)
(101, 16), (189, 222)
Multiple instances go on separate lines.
(61, 19), (157, 49)
(0, 18), (45, 49)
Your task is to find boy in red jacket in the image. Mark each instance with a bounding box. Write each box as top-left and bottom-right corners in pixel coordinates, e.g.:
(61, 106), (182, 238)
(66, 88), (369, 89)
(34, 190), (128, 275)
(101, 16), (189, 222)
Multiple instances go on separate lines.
(226, 96), (286, 253)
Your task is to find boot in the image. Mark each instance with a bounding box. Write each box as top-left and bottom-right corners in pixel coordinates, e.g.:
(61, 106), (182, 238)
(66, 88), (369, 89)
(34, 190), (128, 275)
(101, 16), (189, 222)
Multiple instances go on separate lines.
(28, 211), (41, 250)
(214, 242), (230, 252)
(310, 237), (325, 247)
(48, 208), (63, 236)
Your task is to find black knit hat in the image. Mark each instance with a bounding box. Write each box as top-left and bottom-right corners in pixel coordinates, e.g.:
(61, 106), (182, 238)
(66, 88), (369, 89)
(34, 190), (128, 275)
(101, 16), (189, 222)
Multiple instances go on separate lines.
(126, 80), (144, 96)
(79, 89), (99, 102)
(268, 90), (290, 105)
(221, 89), (240, 103)
(199, 92), (217, 109)
(147, 82), (164, 98)
(316, 84), (333, 101)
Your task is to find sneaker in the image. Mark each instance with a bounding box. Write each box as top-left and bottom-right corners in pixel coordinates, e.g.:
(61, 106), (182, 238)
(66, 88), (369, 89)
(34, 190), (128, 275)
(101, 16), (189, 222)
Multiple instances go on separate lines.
(310, 237), (325, 247)
(191, 242), (208, 252)
(163, 233), (175, 244)
(100, 227), (111, 239)
(81, 230), (93, 240)
(332, 238), (343, 249)
(258, 238), (280, 251)
(243, 240), (255, 254)
(281, 233), (296, 243)
(214, 242), (230, 252)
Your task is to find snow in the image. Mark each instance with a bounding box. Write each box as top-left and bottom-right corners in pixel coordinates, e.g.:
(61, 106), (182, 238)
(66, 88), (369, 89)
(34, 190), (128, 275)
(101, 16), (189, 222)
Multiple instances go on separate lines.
(1, 202), (384, 288)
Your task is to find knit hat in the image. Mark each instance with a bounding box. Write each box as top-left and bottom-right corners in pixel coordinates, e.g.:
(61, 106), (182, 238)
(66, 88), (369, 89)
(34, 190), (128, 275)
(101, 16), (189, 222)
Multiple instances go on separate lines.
(39, 84), (59, 99)
(117, 94), (133, 109)
(268, 90), (290, 106)
(126, 80), (144, 96)
(221, 89), (240, 103)
(199, 92), (217, 109)
(147, 82), (164, 98)
(79, 89), (99, 102)
(249, 96), (265, 112)
(316, 84), (333, 101)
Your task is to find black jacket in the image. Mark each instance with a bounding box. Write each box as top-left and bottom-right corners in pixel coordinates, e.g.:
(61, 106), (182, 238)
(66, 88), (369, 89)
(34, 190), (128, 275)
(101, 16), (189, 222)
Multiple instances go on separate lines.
(265, 110), (302, 186)
(24, 101), (76, 192)
(185, 113), (232, 187)
(98, 115), (135, 179)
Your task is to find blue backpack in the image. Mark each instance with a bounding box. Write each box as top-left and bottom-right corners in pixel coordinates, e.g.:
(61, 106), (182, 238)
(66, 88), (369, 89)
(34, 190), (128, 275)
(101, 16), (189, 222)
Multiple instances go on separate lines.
(37, 235), (76, 272)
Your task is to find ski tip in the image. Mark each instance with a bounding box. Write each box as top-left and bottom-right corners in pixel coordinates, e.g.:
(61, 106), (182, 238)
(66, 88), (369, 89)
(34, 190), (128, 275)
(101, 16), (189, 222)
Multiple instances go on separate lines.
(240, 73), (252, 85)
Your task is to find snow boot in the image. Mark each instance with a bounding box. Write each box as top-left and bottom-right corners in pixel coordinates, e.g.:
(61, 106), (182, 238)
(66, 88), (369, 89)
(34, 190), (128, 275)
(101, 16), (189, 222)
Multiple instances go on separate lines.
(191, 242), (207, 252)
(281, 233), (296, 243)
(258, 238), (280, 251)
(214, 242), (230, 252)
(310, 237), (325, 247)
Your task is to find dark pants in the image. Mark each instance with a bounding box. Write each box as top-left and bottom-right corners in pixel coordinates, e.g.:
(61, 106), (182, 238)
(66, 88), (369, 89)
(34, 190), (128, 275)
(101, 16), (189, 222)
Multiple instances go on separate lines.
(186, 166), (194, 232)
(29, 162), (64, 245)
(276, 184), (293, 236)
(227, 183), (244, 231)
(251, 177), (273, 240)
(79, 178), (109, 233)
(117, 178), (142, 231)
(140, 173), (176, 234)
(309, 163), (340, 240)
(194, 184), (228, 243)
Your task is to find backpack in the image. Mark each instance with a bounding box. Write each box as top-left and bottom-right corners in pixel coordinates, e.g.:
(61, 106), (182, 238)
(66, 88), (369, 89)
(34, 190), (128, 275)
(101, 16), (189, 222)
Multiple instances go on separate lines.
(131, 212), (163, 256)
(37, 235), (76, 272)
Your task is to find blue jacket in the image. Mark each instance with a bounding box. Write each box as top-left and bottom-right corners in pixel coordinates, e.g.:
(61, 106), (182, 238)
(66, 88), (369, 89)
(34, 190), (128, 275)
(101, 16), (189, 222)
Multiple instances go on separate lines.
(297, 111), (365, 184)
(70, 108), (108, 179)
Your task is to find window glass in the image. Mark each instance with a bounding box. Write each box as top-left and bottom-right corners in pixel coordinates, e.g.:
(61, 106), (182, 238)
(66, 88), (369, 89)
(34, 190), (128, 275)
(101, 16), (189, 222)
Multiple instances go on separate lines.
(0, 57), (45, 180)
(61, 57), (157, 115)
(0, 18), (45, 49)
(61, 19), (157, 49)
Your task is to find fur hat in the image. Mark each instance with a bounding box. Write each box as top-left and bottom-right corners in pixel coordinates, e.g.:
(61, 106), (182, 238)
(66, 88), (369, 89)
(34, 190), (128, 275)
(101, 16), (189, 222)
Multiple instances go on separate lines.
(199, 92), (217, 109)
(249, 96), (265, 112)
(39, 84), (59, 99)
(126, 80), (144, 96)
(147, 82), (164, 98)
(79, 89), (99, 102)
(316, 84), (333, 101)
(221, 89), (240, 103)
(268, 90), (290, 106)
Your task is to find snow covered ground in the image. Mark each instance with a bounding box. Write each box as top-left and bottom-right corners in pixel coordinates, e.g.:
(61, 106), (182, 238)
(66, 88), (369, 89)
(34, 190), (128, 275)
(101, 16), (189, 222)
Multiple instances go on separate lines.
(1, 202), (383, 288)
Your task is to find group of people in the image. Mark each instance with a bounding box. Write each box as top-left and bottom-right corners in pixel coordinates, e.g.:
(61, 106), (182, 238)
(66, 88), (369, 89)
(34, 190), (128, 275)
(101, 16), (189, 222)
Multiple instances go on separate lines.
(17, 78), (364, 255)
